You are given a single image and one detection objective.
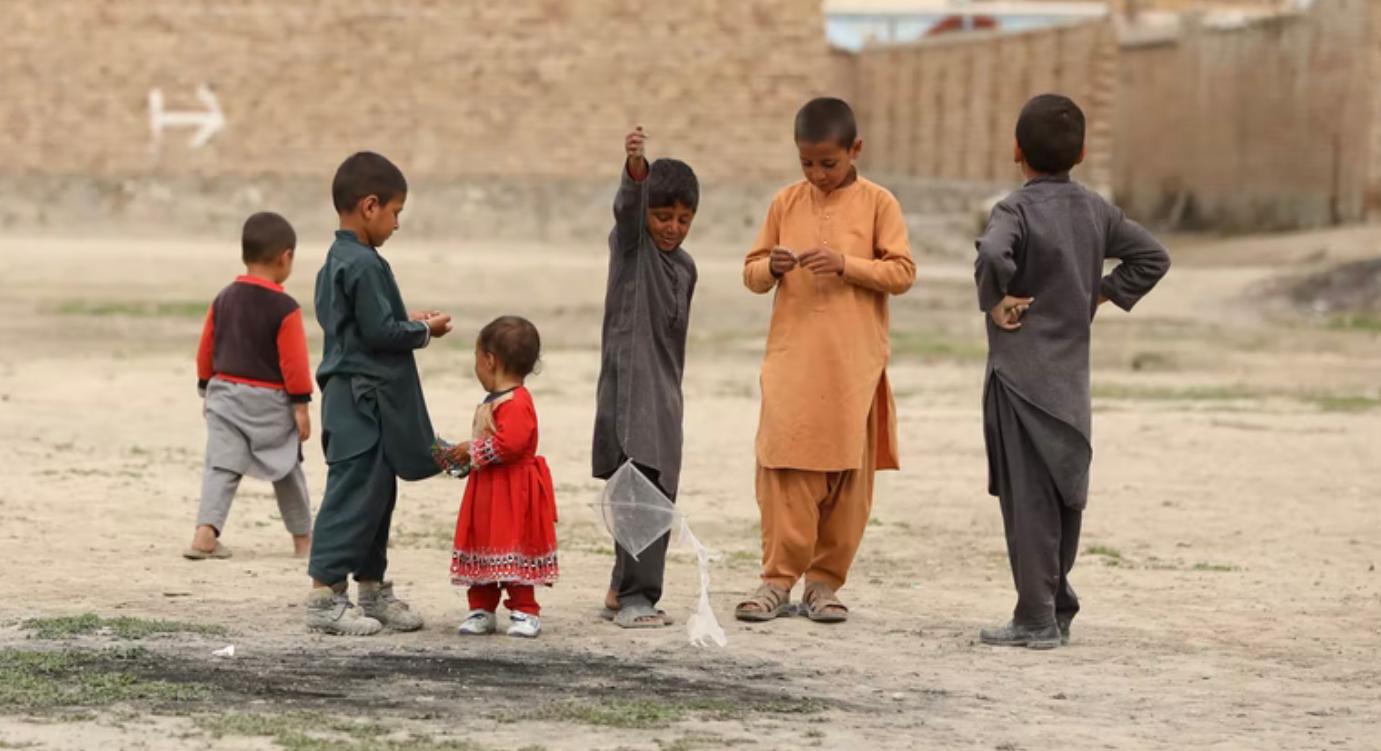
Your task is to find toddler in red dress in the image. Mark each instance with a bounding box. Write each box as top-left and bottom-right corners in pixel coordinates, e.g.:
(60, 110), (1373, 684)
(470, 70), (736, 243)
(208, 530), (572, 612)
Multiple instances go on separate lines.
(447, 316), (558, 638)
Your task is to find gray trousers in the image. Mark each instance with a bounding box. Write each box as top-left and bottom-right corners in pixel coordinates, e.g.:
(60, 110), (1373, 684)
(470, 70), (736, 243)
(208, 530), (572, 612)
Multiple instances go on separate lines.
(197, 464), (313, 537)
(987, 379), (1082, 630)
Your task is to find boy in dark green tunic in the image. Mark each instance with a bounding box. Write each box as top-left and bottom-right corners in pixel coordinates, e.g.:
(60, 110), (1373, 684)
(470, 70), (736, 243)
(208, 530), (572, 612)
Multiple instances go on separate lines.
(974, 96), (1169, 649)
(305, 152), (454, 636)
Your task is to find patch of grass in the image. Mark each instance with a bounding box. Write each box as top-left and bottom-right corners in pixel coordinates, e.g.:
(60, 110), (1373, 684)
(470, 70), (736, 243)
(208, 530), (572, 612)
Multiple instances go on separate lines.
(0, 647), (209, 708)
(518, 699), (685, 729)
(690, 328), (760, 349)
(868, 517), (884, 528)
(891, 329), (986, 362)
(509, 697), (823, 729)
(390, 525), (454, 551)
(1304, 394), (1381, 413)
(1092, 383), (1264, 402)
(1192, 562), (1241, 573)
(1084, 545), (1122, 560)
(1130, 351), (1177, 372)
(1095, 383), (1381, 413)
(758, 699), (828, 715)
(22, 614), (228, 641)
(54, 300), (209, 319)
(197, 711), (481, 751)
(1210, 419), (1272, 432)
(658, 733), (750, 751)
(1327, 314), (1381, 333)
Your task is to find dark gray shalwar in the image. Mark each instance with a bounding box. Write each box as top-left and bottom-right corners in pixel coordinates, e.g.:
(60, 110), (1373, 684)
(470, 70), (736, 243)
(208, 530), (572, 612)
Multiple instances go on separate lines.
(975, 176), (1170, 629)
(592, 165), (697, 607)
(308, 231), (440, 587)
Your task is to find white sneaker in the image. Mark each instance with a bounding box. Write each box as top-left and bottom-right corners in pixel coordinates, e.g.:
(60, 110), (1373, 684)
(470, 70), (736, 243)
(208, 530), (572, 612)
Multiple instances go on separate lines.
(507, 612), (542, 638)
(458, 610), (497, 636)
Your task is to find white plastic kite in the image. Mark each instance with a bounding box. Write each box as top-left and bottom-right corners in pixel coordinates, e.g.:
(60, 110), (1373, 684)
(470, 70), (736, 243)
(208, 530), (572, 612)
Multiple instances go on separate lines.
(593, 461), (728, 647)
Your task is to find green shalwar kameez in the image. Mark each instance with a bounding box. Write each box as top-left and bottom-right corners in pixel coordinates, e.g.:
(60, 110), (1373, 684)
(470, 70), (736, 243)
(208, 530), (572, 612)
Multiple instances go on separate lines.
(308, 230), (440, 586)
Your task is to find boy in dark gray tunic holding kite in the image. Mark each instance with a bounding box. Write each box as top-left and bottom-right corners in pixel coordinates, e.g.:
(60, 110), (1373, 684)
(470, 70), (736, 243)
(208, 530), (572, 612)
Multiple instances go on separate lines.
(592, 126), (699, 629)
(975, 95), (1170, 650)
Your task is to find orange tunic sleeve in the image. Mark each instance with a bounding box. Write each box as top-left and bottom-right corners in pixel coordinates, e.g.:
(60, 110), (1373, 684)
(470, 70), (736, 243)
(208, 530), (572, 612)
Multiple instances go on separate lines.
(276, 308), (313, 402)
(840, 189), (915, 295)
(744, 193), (784, 294)
(196, 303), (215, 392)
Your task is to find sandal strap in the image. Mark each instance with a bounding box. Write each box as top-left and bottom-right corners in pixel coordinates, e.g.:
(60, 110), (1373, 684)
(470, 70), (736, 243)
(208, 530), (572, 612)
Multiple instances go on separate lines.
(803, 582), (847, 613)
(738, 583), (789, 611)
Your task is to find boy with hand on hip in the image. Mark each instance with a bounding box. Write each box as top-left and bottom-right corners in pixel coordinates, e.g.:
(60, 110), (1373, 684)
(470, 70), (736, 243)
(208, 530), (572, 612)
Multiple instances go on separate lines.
(975, 94), (1169, 649)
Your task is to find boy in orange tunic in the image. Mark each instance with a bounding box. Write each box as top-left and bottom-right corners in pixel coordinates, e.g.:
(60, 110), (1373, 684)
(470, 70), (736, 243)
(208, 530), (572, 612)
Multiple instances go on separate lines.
(735, 98), (915, 624)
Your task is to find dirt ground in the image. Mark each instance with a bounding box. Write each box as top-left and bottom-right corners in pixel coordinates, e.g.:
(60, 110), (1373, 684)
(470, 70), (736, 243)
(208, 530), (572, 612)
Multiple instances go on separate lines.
(0, 225), (1378, 751)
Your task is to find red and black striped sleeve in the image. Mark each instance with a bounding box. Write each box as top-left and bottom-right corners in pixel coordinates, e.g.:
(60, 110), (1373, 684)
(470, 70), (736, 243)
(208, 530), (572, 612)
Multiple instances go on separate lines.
(196, 302), (216, 394)
(276, 308), (313, 403)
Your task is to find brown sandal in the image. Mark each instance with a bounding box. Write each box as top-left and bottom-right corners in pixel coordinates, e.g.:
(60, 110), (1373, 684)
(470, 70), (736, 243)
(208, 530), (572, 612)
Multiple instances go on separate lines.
(802, 582), (849, 624)
(734, 583), (791, 622)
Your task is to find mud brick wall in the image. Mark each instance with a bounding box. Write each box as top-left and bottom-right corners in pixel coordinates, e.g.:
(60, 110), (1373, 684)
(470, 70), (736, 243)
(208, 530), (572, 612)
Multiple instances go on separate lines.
(0, 0), (837, 240)
(842, 21), (1118, 194)
(1116, 0), (1378, 230)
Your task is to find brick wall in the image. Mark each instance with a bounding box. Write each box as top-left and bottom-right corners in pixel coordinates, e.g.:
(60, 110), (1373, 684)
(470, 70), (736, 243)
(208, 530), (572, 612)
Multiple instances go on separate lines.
(0, 0), (835, 240)
(1116, 0), (1376, 230)
(843, 20), (1118, 195)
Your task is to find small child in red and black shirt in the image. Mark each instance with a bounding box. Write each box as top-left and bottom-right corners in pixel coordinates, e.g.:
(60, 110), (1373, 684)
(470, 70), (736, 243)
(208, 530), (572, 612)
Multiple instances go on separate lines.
(186, 212), (315, 560)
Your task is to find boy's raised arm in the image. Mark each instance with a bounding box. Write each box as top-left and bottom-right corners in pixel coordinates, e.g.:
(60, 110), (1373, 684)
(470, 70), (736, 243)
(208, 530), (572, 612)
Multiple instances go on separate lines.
(974, 201), (1025, 314)
(1101, 212), (1170, 312)
(351, 263), (432, 353)
(840, 194), (915, 295)
(613, 127), (650, 253)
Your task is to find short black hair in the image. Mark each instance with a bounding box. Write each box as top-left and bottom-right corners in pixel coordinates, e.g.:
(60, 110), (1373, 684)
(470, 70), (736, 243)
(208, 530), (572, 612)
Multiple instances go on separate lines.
(1016, 94), (1086, 175)
(794, 97), (858, 149)
(332, 152), (408, 214)
(479, 315), (542, 378)
(241, 211), (296, 264)
(648, 159), (699, 212)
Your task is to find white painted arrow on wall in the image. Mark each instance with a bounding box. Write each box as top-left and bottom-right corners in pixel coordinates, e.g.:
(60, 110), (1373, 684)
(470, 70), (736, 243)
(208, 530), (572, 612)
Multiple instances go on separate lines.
(148, 84), (225, 155)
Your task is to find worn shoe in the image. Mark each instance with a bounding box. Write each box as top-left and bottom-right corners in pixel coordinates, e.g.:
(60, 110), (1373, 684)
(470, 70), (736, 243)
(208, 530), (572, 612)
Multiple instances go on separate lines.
(458, 610), (498, 636)
(357, 581), (425, 632)
(1058, 620), (1072, 646)
(305, 588), (383, 636)
(979, 620), (1062, 650)
(507, 612), (542, 639)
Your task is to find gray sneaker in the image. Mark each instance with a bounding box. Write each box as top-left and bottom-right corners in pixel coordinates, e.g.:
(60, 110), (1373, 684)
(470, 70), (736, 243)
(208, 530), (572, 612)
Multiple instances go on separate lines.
(357, 581), (424, 632)
(979, 620), (1062, 650)
(305, 588), (383, 636)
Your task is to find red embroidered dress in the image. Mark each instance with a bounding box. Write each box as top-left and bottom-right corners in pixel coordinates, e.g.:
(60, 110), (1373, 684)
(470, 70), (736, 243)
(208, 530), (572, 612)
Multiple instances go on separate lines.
(451, 386), (559, 586)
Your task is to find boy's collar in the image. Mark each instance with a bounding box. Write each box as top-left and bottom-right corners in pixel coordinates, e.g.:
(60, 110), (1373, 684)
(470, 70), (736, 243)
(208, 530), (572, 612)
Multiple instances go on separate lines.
(235, 275), (284, 292)
(811, 167), (860, 197)
(335, 229), (374, 249)
(1024, 172), (1072, 187)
